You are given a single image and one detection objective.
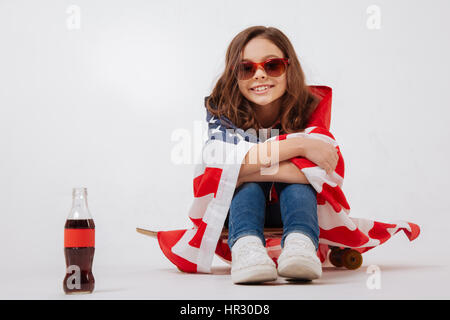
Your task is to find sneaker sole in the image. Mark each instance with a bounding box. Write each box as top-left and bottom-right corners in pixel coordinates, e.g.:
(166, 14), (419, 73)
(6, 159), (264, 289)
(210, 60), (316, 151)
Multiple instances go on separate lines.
(232, 265), (278, 284)
(277, 256), (322, 280)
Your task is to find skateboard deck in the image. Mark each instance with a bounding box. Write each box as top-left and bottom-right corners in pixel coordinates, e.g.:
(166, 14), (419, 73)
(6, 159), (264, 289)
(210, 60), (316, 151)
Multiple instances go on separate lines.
(136, 227), (363, 270)
(136, 227), (284, 240)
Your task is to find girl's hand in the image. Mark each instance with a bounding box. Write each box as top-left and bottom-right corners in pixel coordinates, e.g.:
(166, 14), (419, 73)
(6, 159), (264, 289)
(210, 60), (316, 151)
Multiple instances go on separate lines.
(302, 138), (339, 175)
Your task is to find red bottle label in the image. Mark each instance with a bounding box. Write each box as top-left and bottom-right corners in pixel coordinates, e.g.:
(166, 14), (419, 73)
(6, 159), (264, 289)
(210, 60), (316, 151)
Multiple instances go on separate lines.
(64, 229), (95, 247)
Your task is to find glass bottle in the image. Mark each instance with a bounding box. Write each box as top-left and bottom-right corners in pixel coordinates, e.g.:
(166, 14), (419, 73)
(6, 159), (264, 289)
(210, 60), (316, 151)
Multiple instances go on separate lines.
(63, 188), (95, 294)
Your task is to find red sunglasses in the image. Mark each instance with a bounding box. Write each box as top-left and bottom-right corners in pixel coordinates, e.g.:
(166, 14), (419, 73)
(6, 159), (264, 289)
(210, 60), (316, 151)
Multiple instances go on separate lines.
(234, 58), (290, 80)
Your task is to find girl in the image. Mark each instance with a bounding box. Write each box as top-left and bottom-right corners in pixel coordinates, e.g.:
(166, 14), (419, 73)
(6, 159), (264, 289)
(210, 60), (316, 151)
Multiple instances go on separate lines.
(205, 26), (339, 284)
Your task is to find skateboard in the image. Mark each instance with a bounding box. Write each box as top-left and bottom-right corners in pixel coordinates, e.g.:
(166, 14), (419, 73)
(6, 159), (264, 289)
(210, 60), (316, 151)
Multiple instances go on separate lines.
(135, 227), (284, 240)
(328, 246), (363, 270)
(137, 227), (363, 270)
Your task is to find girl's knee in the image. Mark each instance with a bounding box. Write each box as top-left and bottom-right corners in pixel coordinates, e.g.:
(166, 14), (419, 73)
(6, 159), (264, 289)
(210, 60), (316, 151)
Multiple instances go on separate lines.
(232, 182), (267, 205)
(241, 182), (259, 188)
(285, 183), (316, 195)
(239, 182), (265, 194)
(280, 183), (317, 205)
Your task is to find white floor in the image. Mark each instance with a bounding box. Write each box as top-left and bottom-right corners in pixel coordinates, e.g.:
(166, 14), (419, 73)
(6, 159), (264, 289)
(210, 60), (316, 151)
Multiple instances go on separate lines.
(2, 233), (449, 300)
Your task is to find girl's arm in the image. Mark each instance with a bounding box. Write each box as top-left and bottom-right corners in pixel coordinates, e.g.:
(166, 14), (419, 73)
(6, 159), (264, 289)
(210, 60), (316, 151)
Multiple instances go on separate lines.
(238, 137), (306, 178)
(238, 136), (339, 179)
(237, 160), (309, 186)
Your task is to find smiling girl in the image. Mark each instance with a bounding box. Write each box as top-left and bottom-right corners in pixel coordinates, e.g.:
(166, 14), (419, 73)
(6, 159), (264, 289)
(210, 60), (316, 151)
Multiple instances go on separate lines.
(205, 26), (338, 284)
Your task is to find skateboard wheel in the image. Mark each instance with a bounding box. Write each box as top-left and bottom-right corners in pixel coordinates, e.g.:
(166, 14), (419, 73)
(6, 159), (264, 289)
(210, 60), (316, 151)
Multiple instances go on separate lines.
(329, 247), (344, 268)
(342, 249), (363, 270)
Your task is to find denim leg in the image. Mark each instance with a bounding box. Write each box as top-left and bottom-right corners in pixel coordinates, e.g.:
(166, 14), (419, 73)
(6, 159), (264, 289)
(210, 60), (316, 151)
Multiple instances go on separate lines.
(274, 183), (319, 250)
(227, 182), (272, 249)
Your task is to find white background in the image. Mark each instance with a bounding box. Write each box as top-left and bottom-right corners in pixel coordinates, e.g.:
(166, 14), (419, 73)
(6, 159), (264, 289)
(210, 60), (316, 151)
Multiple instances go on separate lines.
(1, 0), (449, 299)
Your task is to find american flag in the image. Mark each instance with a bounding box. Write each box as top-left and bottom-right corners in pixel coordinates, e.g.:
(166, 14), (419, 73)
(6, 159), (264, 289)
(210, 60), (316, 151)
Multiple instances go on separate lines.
(155, 86), (420, 273)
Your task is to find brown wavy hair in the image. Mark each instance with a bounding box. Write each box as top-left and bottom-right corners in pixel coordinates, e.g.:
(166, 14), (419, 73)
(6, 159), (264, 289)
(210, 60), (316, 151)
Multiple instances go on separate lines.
(205, 26), (319, 134)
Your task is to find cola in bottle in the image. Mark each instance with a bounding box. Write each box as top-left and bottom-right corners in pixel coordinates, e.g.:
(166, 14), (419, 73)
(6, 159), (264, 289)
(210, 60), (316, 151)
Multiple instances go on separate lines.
(63, 188), (95, 294)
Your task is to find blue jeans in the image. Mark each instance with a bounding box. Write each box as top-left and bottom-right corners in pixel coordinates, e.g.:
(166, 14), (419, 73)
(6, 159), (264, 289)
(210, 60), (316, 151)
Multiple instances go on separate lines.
(226, 182), (319, 250)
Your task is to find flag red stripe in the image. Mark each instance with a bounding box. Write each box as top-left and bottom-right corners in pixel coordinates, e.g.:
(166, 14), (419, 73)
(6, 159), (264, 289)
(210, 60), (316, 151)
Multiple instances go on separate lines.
(157, 230), (197, 273)
(193, 167), (223, 198)
(319, 226), (370, 247)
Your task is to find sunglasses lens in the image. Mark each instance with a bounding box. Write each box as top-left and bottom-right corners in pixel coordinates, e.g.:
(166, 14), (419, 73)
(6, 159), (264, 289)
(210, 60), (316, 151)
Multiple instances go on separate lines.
(237, 62), (254, 80)
(264, 59), (286, 77)
(236, 59), (287, 80)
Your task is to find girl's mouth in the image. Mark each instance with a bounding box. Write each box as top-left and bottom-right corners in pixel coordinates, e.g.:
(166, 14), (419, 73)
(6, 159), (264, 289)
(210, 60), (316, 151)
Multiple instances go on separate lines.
(250, 85), (274, 95)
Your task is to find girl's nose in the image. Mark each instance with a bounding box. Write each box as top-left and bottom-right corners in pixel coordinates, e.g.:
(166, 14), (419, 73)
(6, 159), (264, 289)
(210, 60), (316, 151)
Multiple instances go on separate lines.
(253, 65), (267, 79)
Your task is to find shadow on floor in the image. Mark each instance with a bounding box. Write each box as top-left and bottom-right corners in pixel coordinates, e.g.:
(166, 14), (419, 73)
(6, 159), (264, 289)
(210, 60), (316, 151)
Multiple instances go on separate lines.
(151, 263), (444, 286)
(208, 263), (445, 286)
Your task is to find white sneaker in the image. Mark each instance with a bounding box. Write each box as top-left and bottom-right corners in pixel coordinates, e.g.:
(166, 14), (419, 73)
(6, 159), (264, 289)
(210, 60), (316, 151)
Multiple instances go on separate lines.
(277, 232), (322, 280)
(231, 235), (278, 284)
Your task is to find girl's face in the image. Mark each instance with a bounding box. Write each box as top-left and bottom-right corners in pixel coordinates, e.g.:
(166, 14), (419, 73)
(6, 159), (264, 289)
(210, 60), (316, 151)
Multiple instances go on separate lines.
(237, 37), (287, 108)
